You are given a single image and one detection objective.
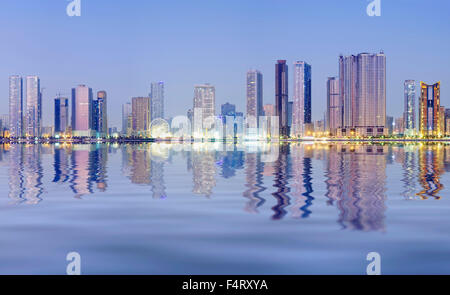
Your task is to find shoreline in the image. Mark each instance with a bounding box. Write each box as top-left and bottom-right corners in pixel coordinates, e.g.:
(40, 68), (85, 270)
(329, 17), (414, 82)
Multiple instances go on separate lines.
(1, 138), (450, 144)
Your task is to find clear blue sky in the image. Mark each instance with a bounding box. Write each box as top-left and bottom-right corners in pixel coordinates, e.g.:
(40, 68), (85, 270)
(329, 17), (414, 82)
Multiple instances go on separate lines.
(1, 0), (449, 128)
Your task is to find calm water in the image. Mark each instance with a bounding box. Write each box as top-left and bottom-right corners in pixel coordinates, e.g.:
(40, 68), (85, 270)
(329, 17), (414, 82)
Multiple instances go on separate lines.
(0, 142), (450, 275)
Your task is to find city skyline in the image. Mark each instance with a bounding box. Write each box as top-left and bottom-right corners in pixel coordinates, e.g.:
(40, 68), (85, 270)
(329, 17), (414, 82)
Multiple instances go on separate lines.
(1, 1), (449, 129)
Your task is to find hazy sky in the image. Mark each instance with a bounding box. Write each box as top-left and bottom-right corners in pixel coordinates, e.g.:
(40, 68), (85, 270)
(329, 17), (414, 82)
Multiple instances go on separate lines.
(1, 0), (449, 128)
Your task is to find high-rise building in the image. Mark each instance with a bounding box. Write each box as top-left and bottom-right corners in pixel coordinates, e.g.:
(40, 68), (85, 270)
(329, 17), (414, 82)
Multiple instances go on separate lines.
(150, 82), (164, 121)
(97, 91), (108, 137)
(394, 117), (404, 135)
(419, 82), (441, 137)
(446, 108), (450, 136)
(386, 116), (394, 135)
(0, 114), (9, 132)
(91, 99), (99, 133)
(326, 77), (340, 136)
(292, 61), (311, 137)
(439, 106), (445, 137)
(403, 80), (416, 136)
(25, 76), (41, 137)
(132, 97), (151, 137)
(287, 101), (293, 130)
(72, 85), (93, 137)
(338, 52), (386, 137)
(221, 103), (236, 116)
(9, 75), (23, 138)
(193, 84), (215, 135)
(275, 60), (289, 137)
(54, 96), (69, 134)
(246, 70), (263, 126)
(263, 104), (275, 117)
(122, 102), (132, 135)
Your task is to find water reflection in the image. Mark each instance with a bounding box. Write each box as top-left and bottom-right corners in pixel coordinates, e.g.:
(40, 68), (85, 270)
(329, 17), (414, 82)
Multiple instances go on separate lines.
(417, 145), (444, 200)
(2, 142), (450, 231)
(325, 145), (387, 231)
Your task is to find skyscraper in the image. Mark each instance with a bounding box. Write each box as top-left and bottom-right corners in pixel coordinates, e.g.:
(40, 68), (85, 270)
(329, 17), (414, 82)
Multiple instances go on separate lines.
(122, 102), (132, 135)
(97, 91), (108, 137)
(54, 96), (69, 134)
(193, 84), (215, 136)
(132, 97), (151, 137)
(326, 77), (340, 136)
(25, 76), (42, 137)
(72, 85), (93, 137)
(446, 108), (450, 136)
(91, 99), (99, 133)
(404, 80), (416, 136)
(419, 82), (441, 137)
(275, 60), (289, 137)
(0, 114), (9, 135)
(150, 82), (164, 121)
(292, 61), (311, 137)
(246, 70), (263, 127)
(9, 75), (23, 138)
(338, 52), (386, 137)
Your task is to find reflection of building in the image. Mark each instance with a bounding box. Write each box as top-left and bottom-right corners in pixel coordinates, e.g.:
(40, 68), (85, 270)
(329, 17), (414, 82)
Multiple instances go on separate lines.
(417, 145), (444, 199)
(243, 152), (265, 212)
(8, 145), (25, 203)
(220, 148), (244, 178)
(90, 144), (108, 191)
(271, 144), (291, 219)
(192, 148), (216, 197)
(419, 82), (441, 137)
(338, 52), (386, 137)
(9, 145), (43, 204)
(53, 145), (71, 183)
(150, 160), (166, 199)
(129, 145), (151, 184)
(70, 145), (94, 196)
(292, 61), (311, 137)
(290, 144), (314, 218)
(400, 146), (418, 200)
(324, 144), (387, 231)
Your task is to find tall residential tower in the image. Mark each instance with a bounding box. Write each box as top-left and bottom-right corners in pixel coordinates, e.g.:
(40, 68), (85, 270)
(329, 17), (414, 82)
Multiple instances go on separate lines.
(292, 61), (312, 137)
(9, 75), (23, 138)
(275, 60), (289, 137)
(403, 80), (416, 136)
(246, 70), (263, 127)
(326, 77), (340, 136)
(338, 52), (386, 137)
(25, 76), (41, 137)
(419, 82), (441, 137)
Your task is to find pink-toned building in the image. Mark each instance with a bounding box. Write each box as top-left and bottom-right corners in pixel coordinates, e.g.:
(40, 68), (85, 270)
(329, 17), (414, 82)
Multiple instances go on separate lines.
(71, 85), (93, 137)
